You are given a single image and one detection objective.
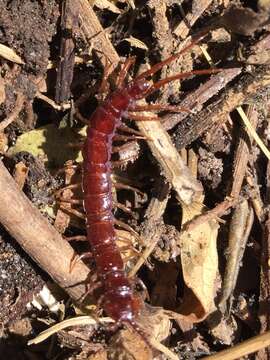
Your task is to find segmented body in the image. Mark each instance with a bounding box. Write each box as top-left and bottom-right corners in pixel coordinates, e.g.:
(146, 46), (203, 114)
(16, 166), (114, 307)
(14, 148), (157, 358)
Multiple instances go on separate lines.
(82, 34), (219, 326)
(82, 80), (149, 324)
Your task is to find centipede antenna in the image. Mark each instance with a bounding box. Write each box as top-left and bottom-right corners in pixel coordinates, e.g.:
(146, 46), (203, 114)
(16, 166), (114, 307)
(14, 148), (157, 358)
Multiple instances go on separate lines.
(135, 32), (208, 81)
(116, 57), (136, 88)
(144, 68), (222, 97)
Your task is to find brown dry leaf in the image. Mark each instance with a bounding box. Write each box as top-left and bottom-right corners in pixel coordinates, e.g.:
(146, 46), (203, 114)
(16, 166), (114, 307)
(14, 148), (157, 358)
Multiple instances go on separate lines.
(178, 202), (219, 322)
(0, 43), (24, 64)
(94, 0), (121, 13)
(124, 36), (148, 50)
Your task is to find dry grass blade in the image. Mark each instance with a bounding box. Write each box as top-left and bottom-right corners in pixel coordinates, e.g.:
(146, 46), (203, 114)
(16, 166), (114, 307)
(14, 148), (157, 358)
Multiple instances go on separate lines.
(28, 316), (114, 345)
(236, 106), (270, 160)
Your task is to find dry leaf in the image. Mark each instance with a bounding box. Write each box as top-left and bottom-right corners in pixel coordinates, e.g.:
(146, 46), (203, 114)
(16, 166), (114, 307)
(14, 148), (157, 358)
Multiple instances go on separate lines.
(178, 202), (219, 322)
(0, 43), (24, 64)
(124, 36), (148, 50)
(8, 124), (85, 166)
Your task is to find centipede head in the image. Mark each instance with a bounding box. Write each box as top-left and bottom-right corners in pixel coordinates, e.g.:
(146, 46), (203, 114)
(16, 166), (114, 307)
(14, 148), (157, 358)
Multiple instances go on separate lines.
(126, 79), (152, 100)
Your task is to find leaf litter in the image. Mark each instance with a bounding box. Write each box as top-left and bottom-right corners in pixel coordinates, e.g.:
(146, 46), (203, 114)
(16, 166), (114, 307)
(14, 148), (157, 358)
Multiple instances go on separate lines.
(0, 0), (270, 359)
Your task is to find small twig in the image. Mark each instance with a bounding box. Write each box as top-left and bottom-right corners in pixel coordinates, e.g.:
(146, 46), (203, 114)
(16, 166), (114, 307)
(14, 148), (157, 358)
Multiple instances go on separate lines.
(0, 160), (90, 303)
(170, 67), (270, 149)
(55, 0), (78, 104)
(237, 106), (270, 160)
(163, 68), (241, 131)
(219, 199), (254, 313)
(77, 0), (120, 68)
(0, 93), (25, 132)
(174, 0), (214, 38)
(230, 105), (258, 198)
(202, 331), (270, 360)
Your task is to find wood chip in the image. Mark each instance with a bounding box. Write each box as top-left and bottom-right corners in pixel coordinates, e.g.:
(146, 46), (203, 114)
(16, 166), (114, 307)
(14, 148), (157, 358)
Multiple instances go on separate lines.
(0, 43), (24, 64)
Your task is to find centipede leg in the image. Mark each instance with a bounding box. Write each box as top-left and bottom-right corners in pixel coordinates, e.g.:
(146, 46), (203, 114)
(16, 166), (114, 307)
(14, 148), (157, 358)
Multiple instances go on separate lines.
(127, 113), (159, 122)
(114, 219), (143, 244)
(70, 251), (93, 273)
(84, 279), (103, 297)
(113, 134), (145, 141)
(113, 181), (145, 197)
(60, 207), (86, 220)
(55, 183), (82, 199)
(115, 57), (136, 88)
(129, 103), (191, 113)
(118, 124), (143, 136)
(64, 235), (87, 242)
(58, 197), (83, 205)
(112, 141), (138, 154)
(111, 157), (137, 168)
(114, 201), (137, 219)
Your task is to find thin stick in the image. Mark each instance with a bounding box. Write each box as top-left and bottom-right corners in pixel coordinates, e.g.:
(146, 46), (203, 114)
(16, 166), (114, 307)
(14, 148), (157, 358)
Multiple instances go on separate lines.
(0, 160), (90, 303)
(237, 106), (270, 160)
(202, 331), (270, 360)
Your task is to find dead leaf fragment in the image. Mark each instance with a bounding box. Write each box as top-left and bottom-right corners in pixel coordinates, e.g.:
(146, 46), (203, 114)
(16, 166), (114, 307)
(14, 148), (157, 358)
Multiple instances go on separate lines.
(0, 43), (24, 64)
(8, 124), (85, 166)
(178, 203), (219, 322)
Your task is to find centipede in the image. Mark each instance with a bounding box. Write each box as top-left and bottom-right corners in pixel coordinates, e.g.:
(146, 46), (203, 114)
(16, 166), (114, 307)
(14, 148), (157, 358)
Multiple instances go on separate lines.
(81, 34), (220, 338)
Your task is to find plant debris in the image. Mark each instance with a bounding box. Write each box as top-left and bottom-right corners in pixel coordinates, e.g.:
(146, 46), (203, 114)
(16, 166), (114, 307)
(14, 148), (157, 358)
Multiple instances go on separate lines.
(0, 1), (270, 359)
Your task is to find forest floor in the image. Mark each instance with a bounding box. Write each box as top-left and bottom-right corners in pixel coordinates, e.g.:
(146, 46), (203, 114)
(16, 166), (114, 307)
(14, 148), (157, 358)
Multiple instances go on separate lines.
(0, 0), (270, 359)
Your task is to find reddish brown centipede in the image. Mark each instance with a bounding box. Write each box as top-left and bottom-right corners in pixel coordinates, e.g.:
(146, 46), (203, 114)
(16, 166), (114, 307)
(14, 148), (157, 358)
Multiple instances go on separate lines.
(82, 35), (221, 336)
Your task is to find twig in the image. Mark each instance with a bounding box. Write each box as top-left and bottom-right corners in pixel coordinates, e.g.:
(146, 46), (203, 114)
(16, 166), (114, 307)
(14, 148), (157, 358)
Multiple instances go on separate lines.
(170, 67), (270, 149)
(219, 199), (254, 312)
(237, 106), (270, 160)
(77, 0), (119, 67)
(202, 331), (270, 360)
(55, 0), (78, 104)
(230, 105), (258, 198)
(163, 68), (241, 131)
(0, 160), (90, 303)
(174, 0), (214, 38)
